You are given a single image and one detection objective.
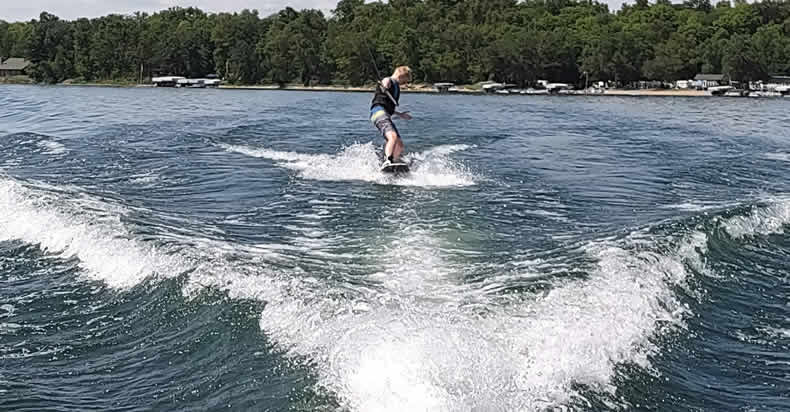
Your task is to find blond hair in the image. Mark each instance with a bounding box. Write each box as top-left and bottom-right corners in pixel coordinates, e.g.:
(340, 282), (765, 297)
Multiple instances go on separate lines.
(393, 66), (412, 82)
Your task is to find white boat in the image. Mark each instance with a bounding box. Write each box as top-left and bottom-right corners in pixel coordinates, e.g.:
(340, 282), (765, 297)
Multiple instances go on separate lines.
(152, 76), (186, 87)
(521, 89), (549, 95)
(482, 82), (504, 93)
(708, 85), (733, 96)
(546, 83), (571, 93)
(434, 82), (455, 93)
(750, 91), (782, 98)
(176, 78), (221, 88)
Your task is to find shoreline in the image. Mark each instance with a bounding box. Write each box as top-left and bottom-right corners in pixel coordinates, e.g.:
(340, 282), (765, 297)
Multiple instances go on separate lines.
(217, 84), (478, 94)
(5, 80), (770, 98)
(219, 84), (713, 97)
(603, 89), (708, 97)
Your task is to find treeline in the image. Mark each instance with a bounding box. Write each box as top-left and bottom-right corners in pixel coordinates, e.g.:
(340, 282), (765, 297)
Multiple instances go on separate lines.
(1, 0), (789, 86)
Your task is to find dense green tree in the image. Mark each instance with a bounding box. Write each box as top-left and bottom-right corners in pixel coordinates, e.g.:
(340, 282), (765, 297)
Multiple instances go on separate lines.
(1, 0), (788, 86)
(723, 33), (769, 82)
(0, 21), (9, 58)
(213, 9), (265, 84)
(291, 10), (330, 85)
(27, 12), (74, 83)
(2, 22), (32, 59)
(263, 18), (297, 85)
(71, 18), (94, 79)
(752, 23), (790, 74)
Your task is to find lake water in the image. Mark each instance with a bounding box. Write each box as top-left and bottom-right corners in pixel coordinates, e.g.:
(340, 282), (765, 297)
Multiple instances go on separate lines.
(1, 85), (789, 411)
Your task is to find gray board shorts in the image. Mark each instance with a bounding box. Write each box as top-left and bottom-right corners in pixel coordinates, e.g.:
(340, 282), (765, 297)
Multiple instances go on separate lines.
(371, 108), (400, 141)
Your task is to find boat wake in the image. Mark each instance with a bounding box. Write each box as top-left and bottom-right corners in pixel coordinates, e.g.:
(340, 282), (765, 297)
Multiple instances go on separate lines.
(0, 178), (191, 288)
(5, 174), (790, 410)
(220, 142), (477, 187)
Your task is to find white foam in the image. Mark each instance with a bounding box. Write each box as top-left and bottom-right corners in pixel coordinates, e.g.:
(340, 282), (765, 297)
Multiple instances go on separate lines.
(0, 177), (190, 288)
(0, 343), (71, 360)
(525, 208), (570, 222)
(662, 202), (712, 212)
(222, 142), (476, 187)
(190, 219), (696, 411)
(221, 143), (317, 163)
(677, 231), (715, 279)
(36, 140), (67, 155)
(759, 326), (790, 339)
(128, 172), (160, 185)
(721, 198), (790, 239)
(0, 175), (714, 410)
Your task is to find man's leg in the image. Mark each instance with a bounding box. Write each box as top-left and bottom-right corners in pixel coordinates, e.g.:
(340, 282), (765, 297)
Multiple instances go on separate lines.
(384, 130), (404, 162)
(393, 135), (404, 161)
(375, 114), (404, 162)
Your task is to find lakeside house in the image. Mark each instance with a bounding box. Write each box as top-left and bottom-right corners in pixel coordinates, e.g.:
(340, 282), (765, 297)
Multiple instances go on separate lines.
(767, 76), (790, 96)
(748, 76), (790, 96)
(693, 74), (727, 90)
(632, 80), (667, 89)
(0, 58), (31, 77)
(768, 75), (790, 86)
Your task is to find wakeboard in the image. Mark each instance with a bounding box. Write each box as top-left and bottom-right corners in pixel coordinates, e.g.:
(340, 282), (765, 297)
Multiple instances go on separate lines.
(380, 161), (410, 174)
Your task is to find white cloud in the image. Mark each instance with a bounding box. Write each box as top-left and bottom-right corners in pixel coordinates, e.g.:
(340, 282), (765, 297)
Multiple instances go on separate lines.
(1, 0), (340, 22)
(2, 0), (632, 23)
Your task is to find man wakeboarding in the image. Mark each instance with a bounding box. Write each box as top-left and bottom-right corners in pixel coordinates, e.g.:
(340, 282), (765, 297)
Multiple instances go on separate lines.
(370, 66), (413, 169)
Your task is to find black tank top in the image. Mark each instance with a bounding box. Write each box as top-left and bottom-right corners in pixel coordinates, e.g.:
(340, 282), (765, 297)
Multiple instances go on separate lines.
(370, 78), (400, 115)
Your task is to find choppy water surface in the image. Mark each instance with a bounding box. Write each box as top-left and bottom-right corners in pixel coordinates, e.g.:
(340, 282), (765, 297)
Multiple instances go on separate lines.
(1, 85), (789, 411)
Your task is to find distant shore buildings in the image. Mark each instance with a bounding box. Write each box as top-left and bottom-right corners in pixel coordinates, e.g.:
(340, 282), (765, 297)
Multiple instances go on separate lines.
(431, 74), (788, 98)
(0, 58), (31, 77)
(688, 73), (790, 96)
(152, 75), (221, 88)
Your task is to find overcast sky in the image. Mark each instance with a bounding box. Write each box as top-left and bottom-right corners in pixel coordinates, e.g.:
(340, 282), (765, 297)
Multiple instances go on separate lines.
(2, 0), (339, 22)
(2, 0), (631, 22)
